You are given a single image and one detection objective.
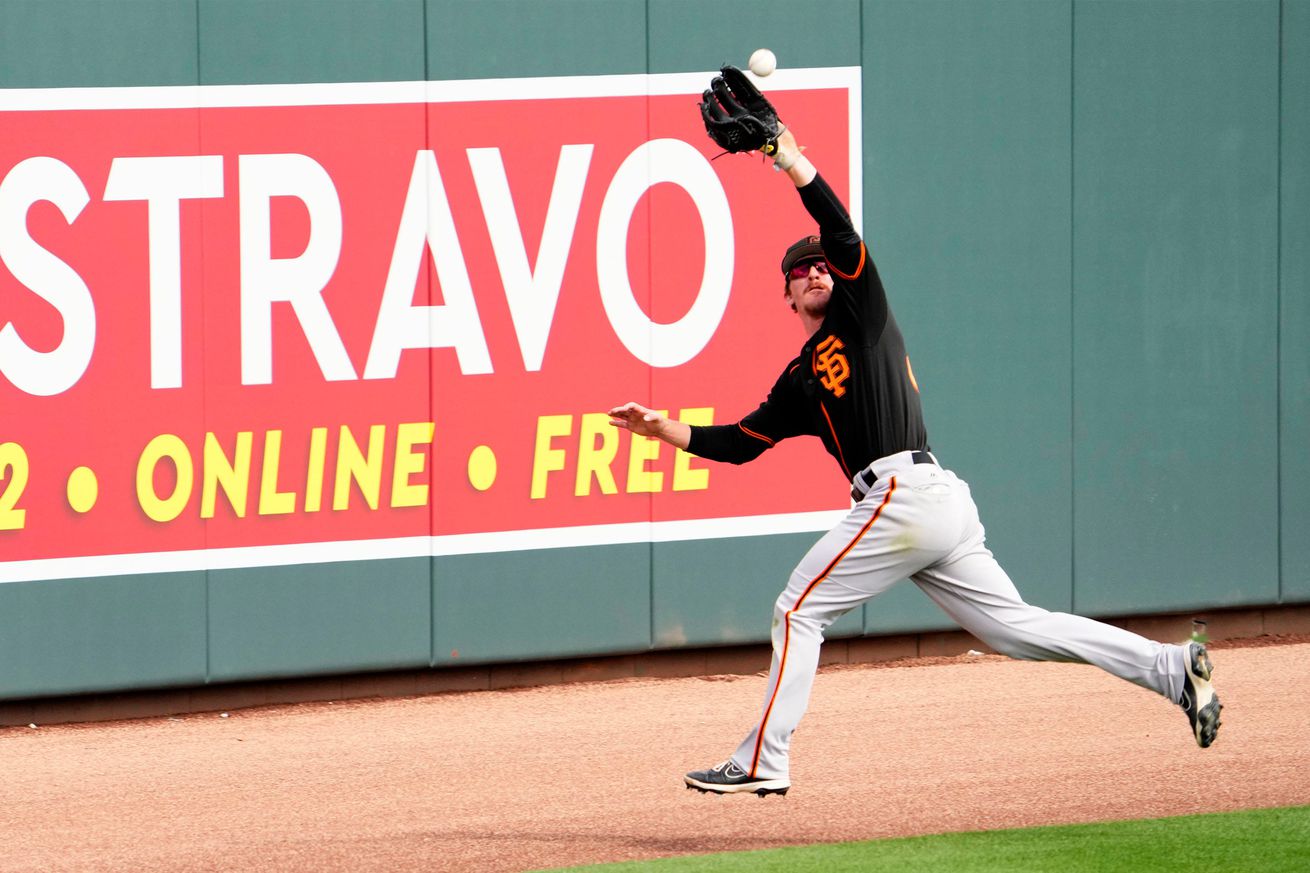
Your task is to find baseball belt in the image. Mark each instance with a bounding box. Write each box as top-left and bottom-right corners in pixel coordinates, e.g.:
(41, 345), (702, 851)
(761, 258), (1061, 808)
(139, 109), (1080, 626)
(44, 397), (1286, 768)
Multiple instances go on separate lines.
(850, 450), (936, 502)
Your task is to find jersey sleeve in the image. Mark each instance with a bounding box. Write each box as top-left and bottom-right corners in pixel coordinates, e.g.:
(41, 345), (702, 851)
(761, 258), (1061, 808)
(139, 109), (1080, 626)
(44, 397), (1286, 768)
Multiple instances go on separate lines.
(686, 364), (810, 464)
(797, 172), (862, 274)
(798, 173), (889, 335)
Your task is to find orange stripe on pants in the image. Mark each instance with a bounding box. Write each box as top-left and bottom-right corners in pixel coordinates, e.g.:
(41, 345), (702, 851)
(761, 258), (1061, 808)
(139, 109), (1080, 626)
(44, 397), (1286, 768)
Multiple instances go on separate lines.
(748, 478), (898, 776)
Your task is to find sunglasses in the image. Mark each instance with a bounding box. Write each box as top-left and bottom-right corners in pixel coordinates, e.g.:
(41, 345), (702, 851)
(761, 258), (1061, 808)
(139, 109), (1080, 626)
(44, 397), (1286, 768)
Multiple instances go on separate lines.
(787, 260), (830, 281)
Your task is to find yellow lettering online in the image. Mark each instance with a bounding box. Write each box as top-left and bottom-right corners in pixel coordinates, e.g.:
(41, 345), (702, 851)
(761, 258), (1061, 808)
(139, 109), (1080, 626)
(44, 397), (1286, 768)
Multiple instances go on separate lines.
(305, 427), (328, 512)
(136, 434), (194, 523)
(334, 424), (385, 511)
(201, 431), (252, 518)
(258, 430), (296, 515)
(392, 421), (435, 508)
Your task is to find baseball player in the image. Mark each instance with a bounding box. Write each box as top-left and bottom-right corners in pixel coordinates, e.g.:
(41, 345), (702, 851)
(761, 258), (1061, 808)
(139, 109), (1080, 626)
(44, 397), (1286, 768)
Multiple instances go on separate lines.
(607, 66), (1222, 797)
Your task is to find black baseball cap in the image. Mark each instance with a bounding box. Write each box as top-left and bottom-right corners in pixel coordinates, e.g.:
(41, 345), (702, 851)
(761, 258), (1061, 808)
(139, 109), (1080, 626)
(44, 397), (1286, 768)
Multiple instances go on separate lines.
(781, 235), (825, 276)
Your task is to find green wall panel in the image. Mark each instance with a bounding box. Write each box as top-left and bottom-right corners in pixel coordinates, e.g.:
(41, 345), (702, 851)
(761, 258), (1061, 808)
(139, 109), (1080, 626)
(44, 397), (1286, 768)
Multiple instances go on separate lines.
(864, 0), (1074, 611)
(0, 574), (206, 698)
(1071, 0), (1280, 614)
(432, 545), (651, 665)
(652, 534), (864, 649)
(1282, 0), (1310, 602)
(648, 0), (861, 73)
(208, 560), (431, 681)
(197, 0), (425, 85)
(0, 0), (197, 88)
(426, 0), (646, 80)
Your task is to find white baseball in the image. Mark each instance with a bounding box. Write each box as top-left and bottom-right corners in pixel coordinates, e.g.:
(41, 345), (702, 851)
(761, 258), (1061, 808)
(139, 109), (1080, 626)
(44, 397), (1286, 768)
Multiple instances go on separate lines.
(749, 48), (777, 78)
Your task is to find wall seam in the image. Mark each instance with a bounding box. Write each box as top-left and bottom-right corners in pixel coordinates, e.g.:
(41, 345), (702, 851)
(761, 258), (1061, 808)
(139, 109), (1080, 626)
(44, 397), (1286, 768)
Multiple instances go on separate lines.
(1069, 0), (1078, 614)
(1276, 0), (1284, 603)
(858, 0), (867, 633)
(645, 0), (656, 652)
(423, 0), (438, 665)
(195, 0), (212, 684)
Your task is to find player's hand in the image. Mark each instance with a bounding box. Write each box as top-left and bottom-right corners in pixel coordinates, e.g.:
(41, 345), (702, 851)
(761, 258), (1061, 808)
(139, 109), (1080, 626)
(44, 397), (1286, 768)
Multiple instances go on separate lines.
(607, 402), (668, 438)
(700, 64), (783, 155)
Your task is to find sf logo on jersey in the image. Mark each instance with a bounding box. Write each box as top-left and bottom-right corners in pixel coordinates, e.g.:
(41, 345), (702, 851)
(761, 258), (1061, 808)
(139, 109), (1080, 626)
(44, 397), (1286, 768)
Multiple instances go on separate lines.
(814, 335), (851, 397)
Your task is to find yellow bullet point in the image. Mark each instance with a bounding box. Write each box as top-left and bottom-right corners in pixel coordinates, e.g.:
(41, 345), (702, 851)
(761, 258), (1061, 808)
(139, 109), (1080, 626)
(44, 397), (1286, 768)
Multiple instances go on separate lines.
(467, 445), (497, 492)
(67, 466), (98, 513)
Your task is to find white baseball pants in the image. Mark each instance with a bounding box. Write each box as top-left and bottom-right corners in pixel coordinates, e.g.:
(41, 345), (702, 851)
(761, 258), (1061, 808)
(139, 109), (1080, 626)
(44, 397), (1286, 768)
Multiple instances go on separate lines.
(733, 451), (1191, 780)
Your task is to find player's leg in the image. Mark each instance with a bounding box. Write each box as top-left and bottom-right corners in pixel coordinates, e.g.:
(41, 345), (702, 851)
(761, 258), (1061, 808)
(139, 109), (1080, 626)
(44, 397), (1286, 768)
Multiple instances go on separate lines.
(724, 565), (868, 784)
(687, 470), (946, 795)
(910, 477), (1221, 746)
(683, 570), (860, 796)
(913, 548), (1185, 696)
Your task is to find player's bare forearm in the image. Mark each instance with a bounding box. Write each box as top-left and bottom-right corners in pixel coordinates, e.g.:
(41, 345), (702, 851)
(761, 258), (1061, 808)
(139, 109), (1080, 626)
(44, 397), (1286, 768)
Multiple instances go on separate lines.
(607, 402), (691, 450)
(770, 128), (817, 188)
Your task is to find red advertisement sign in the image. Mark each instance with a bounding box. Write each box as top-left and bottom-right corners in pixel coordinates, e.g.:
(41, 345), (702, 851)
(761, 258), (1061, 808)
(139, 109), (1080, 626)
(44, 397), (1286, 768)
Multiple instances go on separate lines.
(0, 71), (860, 579)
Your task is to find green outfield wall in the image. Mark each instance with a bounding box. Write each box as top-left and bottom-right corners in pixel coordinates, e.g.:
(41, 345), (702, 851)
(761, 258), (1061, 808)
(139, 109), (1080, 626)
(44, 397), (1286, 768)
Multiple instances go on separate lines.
(0, 0), (1306, 700)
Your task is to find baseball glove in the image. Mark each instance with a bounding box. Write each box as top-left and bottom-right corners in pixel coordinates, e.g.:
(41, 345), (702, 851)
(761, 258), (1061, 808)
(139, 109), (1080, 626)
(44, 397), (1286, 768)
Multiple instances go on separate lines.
(700, 65), (784, 156)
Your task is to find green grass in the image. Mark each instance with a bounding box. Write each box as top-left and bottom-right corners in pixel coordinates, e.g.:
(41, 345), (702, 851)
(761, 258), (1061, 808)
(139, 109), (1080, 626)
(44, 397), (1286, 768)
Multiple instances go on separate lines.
(548, 806), (1310, 872)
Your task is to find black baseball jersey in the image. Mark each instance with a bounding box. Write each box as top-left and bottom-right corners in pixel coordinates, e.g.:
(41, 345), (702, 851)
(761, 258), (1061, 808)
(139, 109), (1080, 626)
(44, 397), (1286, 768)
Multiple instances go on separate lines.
(687, 173), (929, 481)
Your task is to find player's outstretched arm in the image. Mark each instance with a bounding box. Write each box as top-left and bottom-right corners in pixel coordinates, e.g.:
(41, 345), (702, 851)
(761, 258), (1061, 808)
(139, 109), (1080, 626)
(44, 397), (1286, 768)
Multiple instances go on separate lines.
(768, 128), (817, 189)
(768, 127), (867, 280)
(607, 402), (691, 450)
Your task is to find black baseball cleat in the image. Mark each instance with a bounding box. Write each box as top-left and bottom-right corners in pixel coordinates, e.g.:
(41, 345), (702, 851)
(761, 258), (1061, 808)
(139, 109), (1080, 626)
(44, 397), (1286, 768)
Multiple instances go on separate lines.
(1180, 642), (1222, 748)
(684, 760), (790, 796)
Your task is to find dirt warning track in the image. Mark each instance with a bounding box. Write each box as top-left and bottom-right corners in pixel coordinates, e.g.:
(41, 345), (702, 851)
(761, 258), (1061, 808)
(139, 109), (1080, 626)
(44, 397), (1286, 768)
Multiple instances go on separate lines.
(2, 640), (1306, 872)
